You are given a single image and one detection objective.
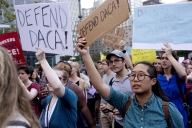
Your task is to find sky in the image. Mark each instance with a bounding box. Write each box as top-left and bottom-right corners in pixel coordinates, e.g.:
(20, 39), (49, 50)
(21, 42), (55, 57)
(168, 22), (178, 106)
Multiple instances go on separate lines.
(81, 0), (184, 8)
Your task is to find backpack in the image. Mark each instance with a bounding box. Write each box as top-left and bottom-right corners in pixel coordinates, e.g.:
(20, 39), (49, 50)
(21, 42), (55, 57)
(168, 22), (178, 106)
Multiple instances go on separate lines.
(122, 98), (169, 126)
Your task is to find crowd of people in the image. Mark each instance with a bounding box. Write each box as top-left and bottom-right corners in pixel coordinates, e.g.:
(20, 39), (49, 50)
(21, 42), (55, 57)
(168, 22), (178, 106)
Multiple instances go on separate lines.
(1, 36), (192, 128)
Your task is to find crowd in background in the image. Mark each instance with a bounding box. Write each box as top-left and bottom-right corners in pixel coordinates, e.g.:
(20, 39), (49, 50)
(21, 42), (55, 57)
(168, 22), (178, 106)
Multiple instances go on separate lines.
(1, 38), (192, 128)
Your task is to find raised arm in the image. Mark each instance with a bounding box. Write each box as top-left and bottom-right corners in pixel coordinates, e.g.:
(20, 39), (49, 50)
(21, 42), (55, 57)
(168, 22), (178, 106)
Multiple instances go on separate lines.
(162, 43), (187, 80)
(119, 40), (133, 70)
(36, 48), (65, 97)
(76, 36), (110, 98)
(18, 78), (38, 101)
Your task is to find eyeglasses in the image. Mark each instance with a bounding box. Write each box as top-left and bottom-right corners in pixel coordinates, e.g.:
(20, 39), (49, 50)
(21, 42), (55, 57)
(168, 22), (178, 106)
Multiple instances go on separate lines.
(128, 73), (152, 81)
(101, 63), (108, 65)
(161, 57), (168, 60)
(109, 59), (123, 65)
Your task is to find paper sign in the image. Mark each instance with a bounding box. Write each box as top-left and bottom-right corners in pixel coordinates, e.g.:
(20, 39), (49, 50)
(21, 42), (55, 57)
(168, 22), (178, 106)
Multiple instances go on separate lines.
(131, 49), (156, 64)
(77, 0), (129, 47)
(15, 3), (73, 55)
(179, 57), (184, 63)
(133, 2), (192, 50)
(0, 32), (26, 66)
(103, 27), (125, 49)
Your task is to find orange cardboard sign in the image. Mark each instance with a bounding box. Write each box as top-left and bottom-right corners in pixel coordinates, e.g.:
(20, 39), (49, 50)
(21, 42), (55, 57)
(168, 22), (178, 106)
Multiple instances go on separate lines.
(103, 27), (125, 49)
(77, 0), (129, 47)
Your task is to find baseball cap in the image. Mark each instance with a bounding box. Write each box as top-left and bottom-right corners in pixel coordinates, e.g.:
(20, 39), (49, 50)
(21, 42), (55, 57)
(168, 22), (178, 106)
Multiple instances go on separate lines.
(182, 60), (188, 64)
(106, 50), (125, 60)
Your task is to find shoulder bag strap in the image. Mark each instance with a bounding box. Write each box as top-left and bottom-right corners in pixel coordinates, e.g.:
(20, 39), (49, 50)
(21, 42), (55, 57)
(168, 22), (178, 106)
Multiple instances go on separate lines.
(162, 101), (169, 127)
(122, 98), (132, 118)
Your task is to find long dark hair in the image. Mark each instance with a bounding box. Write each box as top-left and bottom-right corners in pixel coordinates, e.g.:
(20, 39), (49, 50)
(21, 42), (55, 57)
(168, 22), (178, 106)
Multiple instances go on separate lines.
(161, 51), (178, 75)
(136, 61), (169, 102)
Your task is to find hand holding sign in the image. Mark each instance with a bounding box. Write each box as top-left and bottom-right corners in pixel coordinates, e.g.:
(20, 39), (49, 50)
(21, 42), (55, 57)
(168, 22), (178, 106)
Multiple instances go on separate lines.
(76, 36), (89, 56)
(36, 47), (45, 63)
(119, 40), (126, 50)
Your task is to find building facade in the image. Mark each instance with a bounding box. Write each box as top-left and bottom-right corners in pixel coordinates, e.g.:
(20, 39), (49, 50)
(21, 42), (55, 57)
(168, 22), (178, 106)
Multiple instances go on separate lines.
(119, 0), (142, 47)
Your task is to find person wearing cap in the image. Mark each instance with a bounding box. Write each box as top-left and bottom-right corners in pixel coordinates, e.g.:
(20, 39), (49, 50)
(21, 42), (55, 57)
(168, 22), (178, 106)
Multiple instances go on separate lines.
(182, 60), (188, 70)
(99, 40), (134, 128)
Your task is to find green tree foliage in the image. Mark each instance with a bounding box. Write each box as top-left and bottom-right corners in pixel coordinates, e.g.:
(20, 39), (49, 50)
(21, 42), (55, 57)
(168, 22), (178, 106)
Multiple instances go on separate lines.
(0, 0), (16, 33)
(91, 52), (100, 62)
(177, 50), (192, 59)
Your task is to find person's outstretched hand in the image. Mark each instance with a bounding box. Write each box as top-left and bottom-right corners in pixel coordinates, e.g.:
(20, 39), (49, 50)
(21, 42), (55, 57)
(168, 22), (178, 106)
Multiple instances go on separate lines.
(76, 36), (89, 55)
(36, 48), (45, 62)
(119, 40), (125, 50)
(162, 43), (172, 57)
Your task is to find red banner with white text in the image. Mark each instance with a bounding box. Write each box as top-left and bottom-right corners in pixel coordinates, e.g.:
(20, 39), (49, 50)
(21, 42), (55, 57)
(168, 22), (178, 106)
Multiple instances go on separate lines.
(0, 32), (26, 66)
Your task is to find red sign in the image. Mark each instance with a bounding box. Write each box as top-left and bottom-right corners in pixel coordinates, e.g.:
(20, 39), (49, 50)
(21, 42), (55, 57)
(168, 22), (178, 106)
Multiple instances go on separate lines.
(0, 32), (26, 66)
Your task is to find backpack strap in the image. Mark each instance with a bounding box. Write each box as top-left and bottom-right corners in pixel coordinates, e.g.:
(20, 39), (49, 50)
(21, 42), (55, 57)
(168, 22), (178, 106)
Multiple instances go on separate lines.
(109, 77), (114, 86)
(122, 98), (132, 118)
(7, 121), (31, 128)
(162, 101), (169, 127)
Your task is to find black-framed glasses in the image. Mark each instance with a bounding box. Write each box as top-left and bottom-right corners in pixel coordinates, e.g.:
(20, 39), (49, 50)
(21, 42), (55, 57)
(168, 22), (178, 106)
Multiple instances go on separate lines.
(109, 59), (123, 65)
(128, 73), (152, 81)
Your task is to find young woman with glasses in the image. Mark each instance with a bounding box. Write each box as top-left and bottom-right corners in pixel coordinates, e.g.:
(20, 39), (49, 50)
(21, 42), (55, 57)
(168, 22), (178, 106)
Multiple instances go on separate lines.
(157, 43), (187, 128)
(75, 37), (184, 128)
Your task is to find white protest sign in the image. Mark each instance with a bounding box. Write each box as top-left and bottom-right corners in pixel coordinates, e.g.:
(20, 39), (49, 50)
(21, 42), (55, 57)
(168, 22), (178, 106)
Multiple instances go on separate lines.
(133, 2), (192, 50)
(15, 3), (73, 55)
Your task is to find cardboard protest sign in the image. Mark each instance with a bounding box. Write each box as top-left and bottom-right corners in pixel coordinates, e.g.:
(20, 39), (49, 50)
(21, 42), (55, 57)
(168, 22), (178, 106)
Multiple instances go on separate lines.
(131, 49), (156, 64)
(15, 2), (73, 55)
(0, 32), (26, 66)
(133, 2), (192, 50)
(103, 27), (125, 49)
(77, 0), (129, 47)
